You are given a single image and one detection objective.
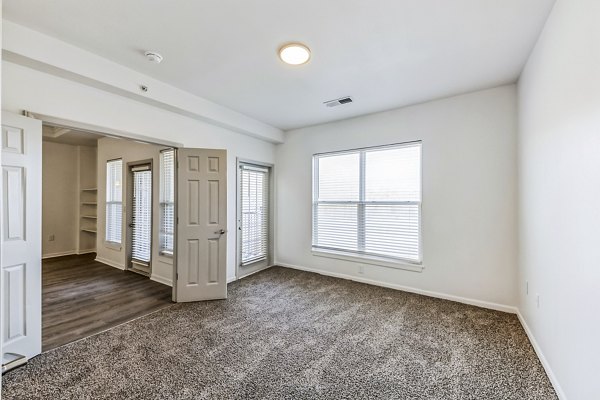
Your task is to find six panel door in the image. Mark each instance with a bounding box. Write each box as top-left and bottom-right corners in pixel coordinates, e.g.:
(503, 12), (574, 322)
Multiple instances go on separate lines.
(1, 112), (42, 363)
(176, 148), (227, 302)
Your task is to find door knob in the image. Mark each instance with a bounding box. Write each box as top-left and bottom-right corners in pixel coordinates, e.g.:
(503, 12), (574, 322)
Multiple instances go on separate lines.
(215, 229), (226, 235)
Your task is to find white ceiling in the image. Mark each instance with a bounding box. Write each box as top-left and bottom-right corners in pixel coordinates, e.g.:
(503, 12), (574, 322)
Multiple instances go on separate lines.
(4, 0), (555, 130)
(42, 125), (102, 147)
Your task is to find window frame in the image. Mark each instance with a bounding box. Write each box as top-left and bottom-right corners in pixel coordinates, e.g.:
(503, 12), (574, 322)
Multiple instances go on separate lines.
(239, 163), (270, 266)
(130, 163), (153, 264)
(236, 158), (274, 279)
(105, 158), (123, 248)
(312, 141), (423, 271)
(159, 148), (175, 257)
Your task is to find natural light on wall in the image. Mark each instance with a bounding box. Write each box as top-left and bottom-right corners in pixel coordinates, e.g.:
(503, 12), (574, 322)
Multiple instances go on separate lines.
(312, 142), (422, 264)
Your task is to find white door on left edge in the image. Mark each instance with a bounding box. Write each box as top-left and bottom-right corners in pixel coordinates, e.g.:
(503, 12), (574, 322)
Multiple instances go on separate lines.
(1, 112), (42, 362)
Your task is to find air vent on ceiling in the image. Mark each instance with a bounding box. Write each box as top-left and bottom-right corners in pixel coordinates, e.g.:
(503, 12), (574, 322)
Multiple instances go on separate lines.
(324, 96), (353, 108)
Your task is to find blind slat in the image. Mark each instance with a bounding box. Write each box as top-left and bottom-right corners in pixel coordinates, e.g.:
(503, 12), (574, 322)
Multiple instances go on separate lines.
(105, 159), (123, 244)
(240, 164), (269, 265)
(131, 169), (152, 263)
(160, 149), (175, 253)
(313, 143), (422, 263)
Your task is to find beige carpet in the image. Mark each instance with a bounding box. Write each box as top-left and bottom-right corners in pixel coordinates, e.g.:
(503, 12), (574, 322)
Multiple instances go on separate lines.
(2, 266), (556, 399)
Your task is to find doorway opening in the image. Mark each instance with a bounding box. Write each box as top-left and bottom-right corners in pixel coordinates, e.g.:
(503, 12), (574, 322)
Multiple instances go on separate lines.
(40, 124), (174, 351)
(1, 110), (230, 367)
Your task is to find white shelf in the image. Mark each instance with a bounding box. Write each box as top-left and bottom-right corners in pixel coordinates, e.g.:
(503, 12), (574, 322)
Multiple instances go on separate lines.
(77, 152), (98, 254)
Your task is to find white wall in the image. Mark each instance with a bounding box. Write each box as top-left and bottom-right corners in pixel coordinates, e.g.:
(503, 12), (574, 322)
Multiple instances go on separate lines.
(2, 21), (283, 143)
(518, 0), (600, 398)
(276, 85), (518, 309)
(42, 141), (78, 257)
(42, 141), (98, 257)
(2, 61), (276, 282)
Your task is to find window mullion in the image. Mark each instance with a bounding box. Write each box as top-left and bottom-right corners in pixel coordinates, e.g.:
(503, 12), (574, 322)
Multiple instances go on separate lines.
(358, 151), (366, 251)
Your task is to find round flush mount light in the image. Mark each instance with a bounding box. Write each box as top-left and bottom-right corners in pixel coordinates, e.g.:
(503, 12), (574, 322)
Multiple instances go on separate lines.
(278, 43), (311, 65)
(144, 51), (163, 64)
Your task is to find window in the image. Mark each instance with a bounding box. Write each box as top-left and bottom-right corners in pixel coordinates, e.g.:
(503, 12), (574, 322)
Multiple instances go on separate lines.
(239, 163), (270, 266)
(159, 149), (175, 255)
(312, 142), (422, 265)
(105, 159), (123, 244)
(131, 165), (152, 263)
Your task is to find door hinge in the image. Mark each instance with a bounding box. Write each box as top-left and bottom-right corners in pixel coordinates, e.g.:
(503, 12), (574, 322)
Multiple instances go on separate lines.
(176, 272), (179, 281)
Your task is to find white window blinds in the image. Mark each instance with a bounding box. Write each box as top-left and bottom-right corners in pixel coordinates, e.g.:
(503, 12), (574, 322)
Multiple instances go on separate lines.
(240, 164), (269, 266)
(105, 159), (123, 244)
(160, 149), (175, 254)
(313, 142), (422, 264)
(131, 166), (152, 263)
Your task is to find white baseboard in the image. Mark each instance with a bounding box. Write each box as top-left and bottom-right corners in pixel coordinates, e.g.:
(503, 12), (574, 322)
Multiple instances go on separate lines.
(77, 249), (96, 255)
(228, 264), (275, 284)
(277, 262), (517, 314)
(238, 264), (275, 281)
(517, 311), (566, 400)
(276, 262), (564, 398)
(42, 250), (77, 259)
(95, 256), (125, 270)
(150, 274), (172, 287)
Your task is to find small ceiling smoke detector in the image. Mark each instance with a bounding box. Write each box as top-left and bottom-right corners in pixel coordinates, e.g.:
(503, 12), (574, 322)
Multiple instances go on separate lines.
(324, 96), (353, 108)
(144, 51), (163, 64)
(278, 43), (311, 65)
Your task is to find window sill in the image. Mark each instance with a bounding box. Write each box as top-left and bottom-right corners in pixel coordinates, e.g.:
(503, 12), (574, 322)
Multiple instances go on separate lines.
(159, 251), (173, 258)
(311, 248), (423, 272)
(104, 241), (122, 251)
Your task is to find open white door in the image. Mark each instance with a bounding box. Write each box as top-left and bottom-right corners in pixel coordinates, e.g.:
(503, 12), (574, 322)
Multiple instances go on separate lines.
(175, 148), (227, 302)
(1, 112), (42, 368)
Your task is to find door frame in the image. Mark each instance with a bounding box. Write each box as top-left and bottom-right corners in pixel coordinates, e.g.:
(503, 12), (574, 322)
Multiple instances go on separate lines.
(125, 159), (154, 276)
(235, 158), (275, 281)
(19, 111), (183, 301)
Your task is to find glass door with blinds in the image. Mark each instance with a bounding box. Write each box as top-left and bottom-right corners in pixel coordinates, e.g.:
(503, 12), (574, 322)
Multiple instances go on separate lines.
(237, 162), (271, 275)
(128, 163), (153, 276)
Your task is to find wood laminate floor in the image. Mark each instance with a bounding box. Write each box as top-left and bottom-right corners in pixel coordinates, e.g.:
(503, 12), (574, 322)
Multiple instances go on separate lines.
(43, 253), (173, 351)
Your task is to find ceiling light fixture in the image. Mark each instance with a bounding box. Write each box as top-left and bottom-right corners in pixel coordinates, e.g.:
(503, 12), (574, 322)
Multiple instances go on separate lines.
(144, 51), (163, 64)
(278, 43), (311, 65)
